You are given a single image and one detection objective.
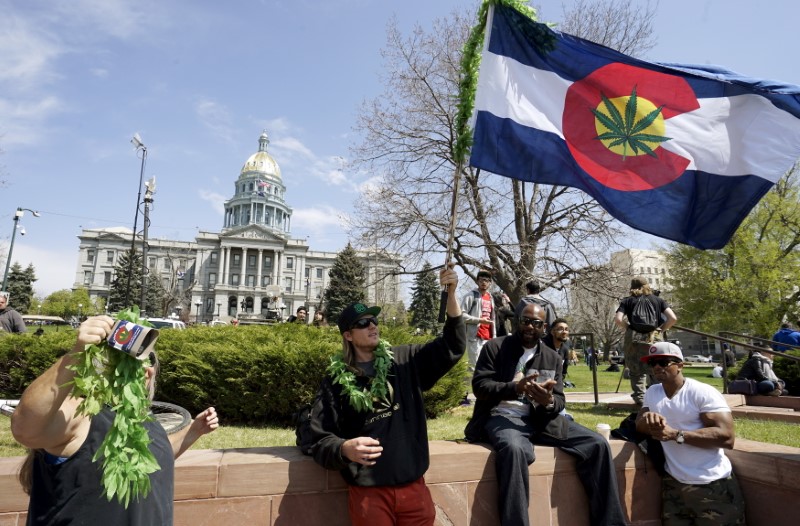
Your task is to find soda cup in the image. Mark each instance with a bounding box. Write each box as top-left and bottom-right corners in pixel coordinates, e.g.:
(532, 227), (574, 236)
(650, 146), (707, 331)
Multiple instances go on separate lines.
(107, 320), (159, 360)
(596, 423), (611, 441)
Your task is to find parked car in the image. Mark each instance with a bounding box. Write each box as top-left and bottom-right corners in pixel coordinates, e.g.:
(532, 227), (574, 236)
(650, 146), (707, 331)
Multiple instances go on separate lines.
(145, 318), (187, 330)
(209, 319), (229, 327)
(685, 354), (712, 363)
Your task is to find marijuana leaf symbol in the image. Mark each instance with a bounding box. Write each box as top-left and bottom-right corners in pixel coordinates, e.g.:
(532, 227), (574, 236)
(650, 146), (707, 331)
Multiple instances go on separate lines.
(592, 86), (671, 159)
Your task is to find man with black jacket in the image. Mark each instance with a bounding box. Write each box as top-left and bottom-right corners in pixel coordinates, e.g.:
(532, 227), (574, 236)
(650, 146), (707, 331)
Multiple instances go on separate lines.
(465, 303), (626, 526)
(310, 265), (465, 526)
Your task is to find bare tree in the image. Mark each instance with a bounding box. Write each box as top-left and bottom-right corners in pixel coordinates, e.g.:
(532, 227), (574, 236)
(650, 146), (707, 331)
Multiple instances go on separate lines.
(556, 0), (658, 55)
(569, 263), (628, 359)
(350, 2), (658, 303)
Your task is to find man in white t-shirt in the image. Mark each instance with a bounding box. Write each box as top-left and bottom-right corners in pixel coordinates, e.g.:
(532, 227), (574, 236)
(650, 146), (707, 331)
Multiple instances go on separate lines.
(636, 342), (745, 525)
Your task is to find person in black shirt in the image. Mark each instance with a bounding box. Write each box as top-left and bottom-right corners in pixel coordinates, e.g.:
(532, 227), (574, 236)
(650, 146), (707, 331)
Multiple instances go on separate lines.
(310, 265), (465, 526)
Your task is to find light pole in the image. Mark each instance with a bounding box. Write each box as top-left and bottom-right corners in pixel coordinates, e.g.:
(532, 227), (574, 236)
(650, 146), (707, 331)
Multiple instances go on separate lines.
(78, 303), (83, 321)
(124, 134), (147, 307)
(140, 177), (156, 316)
(2, 207), (41, 291)
(195, 301), (202, 324)
(37, 303), (41, 315)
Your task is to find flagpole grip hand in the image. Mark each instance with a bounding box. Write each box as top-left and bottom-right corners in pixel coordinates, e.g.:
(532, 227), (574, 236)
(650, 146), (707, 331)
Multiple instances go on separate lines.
(437, 263), (460, 322)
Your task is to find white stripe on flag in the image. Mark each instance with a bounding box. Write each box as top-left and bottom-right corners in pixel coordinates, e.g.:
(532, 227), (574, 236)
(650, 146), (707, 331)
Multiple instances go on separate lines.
(475, 52), (800, 181)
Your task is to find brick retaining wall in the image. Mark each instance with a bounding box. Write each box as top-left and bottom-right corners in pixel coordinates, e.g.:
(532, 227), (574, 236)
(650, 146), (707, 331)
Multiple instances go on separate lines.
(1, 438), (796, 525)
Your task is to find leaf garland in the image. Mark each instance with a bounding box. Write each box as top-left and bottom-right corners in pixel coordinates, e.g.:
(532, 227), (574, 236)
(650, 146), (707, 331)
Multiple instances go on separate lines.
(454, 0), (541, 168)
(328, 339), (394, 413)
(68, 306), (160, 508)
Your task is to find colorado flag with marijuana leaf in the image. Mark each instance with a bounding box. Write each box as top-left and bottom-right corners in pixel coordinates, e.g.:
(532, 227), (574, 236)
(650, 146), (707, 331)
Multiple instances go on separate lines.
(469, 4), (800, 249)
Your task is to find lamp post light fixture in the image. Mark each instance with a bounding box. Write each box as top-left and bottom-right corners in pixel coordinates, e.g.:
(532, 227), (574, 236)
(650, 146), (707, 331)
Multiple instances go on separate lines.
(37, 304), (41, 315)
(124, 134), (148, 307)
(2, 207), (41, 292)
(77, 303), (83, 322)
(195, 301), (202, 324)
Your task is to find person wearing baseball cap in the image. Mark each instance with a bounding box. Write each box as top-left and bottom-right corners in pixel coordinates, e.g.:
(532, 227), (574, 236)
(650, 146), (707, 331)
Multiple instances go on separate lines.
(635, 342), (744, 523)
(310, 264), (465, 526)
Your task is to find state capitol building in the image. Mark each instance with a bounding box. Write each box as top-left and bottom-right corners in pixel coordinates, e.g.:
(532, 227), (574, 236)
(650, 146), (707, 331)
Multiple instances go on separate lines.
(72, 132), (401, 322)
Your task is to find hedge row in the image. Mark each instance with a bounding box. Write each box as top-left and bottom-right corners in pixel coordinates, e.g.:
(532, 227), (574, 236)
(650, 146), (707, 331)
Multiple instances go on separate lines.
(0, 324), (468, 425)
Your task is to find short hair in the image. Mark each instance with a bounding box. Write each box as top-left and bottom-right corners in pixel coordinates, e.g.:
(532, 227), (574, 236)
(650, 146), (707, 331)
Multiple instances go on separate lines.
(477, 269), (493, 280)
(550, 317), (568, 329)
(525, 279), (541, 294)
(781, 322), (791, 329)
(297, 306), (307, 313)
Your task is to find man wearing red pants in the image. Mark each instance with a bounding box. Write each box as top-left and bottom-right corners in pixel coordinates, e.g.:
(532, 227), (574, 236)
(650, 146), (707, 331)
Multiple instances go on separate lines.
(310, 265), (466, 525)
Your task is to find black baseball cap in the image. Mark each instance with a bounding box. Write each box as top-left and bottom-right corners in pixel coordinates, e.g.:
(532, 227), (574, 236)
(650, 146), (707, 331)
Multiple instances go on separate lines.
(337, 302), (382, 333)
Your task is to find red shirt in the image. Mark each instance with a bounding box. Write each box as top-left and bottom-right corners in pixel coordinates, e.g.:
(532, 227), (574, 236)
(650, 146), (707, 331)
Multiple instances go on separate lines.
(476, 293), (493, 340)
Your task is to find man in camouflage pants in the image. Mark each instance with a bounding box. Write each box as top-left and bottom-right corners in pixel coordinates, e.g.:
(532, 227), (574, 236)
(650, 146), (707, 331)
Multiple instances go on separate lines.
(636, 342), (744, 525)
(614, 277), (676, 405)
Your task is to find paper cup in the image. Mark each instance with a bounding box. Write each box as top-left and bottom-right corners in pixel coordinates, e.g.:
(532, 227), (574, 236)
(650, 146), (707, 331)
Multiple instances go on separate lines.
(596, 423), (611, 441)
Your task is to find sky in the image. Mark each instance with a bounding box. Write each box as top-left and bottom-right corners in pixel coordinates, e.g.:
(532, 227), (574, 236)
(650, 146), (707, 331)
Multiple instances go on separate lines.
(2, 0), (800, 299)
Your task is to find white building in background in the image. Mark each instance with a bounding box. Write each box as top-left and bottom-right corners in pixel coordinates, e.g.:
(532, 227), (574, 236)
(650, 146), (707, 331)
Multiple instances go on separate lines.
(73, 132), (401, 322)
(609, 248), (671, 293)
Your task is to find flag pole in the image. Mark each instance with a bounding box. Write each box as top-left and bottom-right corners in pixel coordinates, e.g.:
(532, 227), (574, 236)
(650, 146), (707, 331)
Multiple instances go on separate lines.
(437, 162), (463, 322)
(437, 2), (496, 322)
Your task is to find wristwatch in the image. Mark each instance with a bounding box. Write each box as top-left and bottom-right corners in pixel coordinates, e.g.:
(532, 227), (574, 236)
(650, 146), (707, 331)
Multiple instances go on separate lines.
(676, 430), (685, 444)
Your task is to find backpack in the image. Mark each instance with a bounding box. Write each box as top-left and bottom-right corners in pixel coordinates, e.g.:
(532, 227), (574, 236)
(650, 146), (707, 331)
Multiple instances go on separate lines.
(292, 404), (314, 455)
(628, 295), (659, 334)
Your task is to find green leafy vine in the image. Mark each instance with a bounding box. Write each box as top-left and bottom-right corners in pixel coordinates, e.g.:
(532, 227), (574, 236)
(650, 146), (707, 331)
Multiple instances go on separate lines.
(328, 339), (394, 412)
(68, 306), (160, 507)
(454, 0), (541, 168)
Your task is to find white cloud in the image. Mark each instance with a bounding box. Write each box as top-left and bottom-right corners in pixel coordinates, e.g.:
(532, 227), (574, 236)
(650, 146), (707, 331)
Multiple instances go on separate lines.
(11, 243), (77, 298)
(0, 19), (62, 87)
(198, 190), (227, 215)
(0, 96), (64, 147)
(292, 205), (349, 235)
(195, 99), (236, 145)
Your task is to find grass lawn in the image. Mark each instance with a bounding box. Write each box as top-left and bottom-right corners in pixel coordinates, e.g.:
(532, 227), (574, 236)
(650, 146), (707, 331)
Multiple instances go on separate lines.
(4, 398), (799, 458)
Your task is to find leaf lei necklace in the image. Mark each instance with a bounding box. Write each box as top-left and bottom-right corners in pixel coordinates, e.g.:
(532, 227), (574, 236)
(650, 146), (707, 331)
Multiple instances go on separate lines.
(328, 339), (394, 412)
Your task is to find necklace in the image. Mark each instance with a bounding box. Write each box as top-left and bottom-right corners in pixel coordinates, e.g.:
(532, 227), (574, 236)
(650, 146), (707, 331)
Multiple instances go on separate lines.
(328, 339), (394, 412)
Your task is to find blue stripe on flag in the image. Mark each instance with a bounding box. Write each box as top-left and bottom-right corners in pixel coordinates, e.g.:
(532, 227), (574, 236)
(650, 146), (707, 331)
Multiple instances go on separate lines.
(469, 5), (800, 249)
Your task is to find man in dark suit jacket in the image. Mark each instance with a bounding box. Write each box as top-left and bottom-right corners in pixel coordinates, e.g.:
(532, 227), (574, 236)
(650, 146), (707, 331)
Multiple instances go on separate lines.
(465, 303), (626, 526)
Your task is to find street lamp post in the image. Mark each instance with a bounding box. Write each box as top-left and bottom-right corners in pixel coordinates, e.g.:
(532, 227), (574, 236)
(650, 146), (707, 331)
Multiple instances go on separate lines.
(140, 177), (156, 316)
(78, 303), (83, 321)
(195, 301), (202, 324)
(2, 207), (41, 291)
(124, 134), (147, 307)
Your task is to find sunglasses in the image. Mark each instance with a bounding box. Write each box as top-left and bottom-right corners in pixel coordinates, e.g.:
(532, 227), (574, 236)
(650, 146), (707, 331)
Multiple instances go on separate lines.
(647, 358), (679, 368)
(350, 317), (379, 330)
(519, 317), (545, 328)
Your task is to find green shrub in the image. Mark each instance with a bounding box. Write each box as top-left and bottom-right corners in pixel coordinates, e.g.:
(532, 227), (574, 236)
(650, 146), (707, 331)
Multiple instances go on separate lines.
(2, 323), (467, 425)
(774, 350), (800, 395)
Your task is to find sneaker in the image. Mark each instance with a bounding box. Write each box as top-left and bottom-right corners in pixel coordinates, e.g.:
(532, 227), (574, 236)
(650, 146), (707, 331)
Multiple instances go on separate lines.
(768, 389), (782, 397)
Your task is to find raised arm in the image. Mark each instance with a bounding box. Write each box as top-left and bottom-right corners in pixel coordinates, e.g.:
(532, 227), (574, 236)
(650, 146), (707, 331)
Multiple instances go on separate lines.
(11, 316), (115, 454)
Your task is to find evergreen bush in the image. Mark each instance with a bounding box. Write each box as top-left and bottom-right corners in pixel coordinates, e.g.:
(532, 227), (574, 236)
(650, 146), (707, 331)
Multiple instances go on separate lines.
(1, 323), (467, 424)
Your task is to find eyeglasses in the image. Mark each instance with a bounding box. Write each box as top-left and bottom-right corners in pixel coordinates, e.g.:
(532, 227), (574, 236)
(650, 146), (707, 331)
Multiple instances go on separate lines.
(477, 277), (492, 282)
(647, 358), (678, 368)
(350, 317), (378, 330)
(519, 317), (545, 328)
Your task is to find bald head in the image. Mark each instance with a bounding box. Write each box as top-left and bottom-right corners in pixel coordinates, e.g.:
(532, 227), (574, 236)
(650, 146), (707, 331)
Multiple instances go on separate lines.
(517, 303), (547, 346)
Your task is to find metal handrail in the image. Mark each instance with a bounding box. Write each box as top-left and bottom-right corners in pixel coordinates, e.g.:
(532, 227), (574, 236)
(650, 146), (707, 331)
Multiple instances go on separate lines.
(674, 325), (800, 363)
(673, 325), (799, 394)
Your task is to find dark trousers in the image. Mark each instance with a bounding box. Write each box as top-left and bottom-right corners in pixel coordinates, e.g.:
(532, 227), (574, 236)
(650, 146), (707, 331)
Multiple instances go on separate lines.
(485, 414), (627, 526)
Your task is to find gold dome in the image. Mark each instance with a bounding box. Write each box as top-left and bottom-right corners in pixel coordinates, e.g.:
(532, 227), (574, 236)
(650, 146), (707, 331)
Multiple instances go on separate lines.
(240, 131), (281, 179)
